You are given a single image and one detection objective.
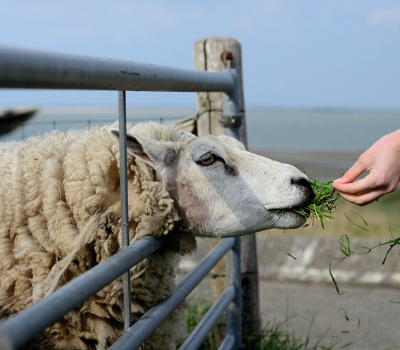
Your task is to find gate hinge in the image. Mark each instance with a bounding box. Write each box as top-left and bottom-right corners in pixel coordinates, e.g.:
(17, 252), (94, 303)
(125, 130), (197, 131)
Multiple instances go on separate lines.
(220, 115), (242, 128)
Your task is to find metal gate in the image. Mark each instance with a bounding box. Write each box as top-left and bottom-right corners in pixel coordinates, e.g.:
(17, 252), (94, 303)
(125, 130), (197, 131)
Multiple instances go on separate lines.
(0, 45), (243, 350)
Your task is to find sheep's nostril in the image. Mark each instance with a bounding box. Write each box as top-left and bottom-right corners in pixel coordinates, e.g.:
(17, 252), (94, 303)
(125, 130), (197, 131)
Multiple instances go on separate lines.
(291, 177), (310, 188)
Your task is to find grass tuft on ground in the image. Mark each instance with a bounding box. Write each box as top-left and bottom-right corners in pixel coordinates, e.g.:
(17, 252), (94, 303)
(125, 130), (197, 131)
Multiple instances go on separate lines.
(181, 300), (354, 350)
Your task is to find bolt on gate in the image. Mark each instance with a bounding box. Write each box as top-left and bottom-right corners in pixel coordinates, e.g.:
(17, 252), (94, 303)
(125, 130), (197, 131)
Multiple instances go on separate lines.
(0, 43), (244, 350)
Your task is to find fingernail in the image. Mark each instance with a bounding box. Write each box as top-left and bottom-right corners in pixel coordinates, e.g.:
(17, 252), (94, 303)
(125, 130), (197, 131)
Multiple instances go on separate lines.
(333, 178), (342, 183)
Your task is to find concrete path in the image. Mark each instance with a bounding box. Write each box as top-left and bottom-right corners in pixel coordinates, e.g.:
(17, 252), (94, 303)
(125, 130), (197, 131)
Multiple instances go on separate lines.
(179, 234), (400, 349)
(261, 280), (399, 349)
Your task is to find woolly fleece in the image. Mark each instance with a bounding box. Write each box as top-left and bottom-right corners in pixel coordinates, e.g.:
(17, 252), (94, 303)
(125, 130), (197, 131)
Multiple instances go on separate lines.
(0, 122), (196, 350)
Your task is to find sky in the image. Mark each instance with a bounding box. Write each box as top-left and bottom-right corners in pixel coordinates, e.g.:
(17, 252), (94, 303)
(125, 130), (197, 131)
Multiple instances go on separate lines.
(0, 0), (399, 110)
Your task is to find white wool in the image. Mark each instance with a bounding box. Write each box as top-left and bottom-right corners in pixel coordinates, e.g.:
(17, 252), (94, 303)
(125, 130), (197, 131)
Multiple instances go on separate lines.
(0, 122), (193, 349)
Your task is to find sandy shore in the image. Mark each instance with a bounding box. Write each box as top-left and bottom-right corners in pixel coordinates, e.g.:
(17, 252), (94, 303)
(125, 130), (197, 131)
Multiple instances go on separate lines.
(250, 148), (362, 182)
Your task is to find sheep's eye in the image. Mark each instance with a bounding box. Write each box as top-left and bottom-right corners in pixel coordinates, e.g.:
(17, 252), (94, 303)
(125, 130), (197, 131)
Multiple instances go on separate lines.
(200, 155), (215, 165)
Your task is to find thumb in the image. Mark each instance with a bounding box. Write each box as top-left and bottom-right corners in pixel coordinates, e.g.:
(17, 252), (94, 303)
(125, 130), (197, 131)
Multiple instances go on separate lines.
(336, 160), (366, 184)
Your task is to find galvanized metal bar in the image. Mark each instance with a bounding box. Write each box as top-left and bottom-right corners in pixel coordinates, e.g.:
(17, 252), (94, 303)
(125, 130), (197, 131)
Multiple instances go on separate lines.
(179, 285), (235, 350)
(218, 334), (235, 350)
(221, 63), (244, 349)
(0, 236), (165, 350)
(221, 66), (240, 140)
(118, 90), (132, 331)
(109, 237), (235, 350)
(22, 116), (178, 126)
(0, 46), (234, 92)
(226, 237), (243, 350)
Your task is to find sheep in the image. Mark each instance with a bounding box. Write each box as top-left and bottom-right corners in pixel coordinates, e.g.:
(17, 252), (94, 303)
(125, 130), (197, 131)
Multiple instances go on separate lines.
(0, 122), (314, 349)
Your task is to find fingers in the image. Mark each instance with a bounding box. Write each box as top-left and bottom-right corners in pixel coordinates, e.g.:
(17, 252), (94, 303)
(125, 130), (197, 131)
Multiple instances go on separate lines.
(334, 159), (366, 184)
(332, 171), (391, 205)
(331, 178), (370, 194)
(335, 188), (386, 206)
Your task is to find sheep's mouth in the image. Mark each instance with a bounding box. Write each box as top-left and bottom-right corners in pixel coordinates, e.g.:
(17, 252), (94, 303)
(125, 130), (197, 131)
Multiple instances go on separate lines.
(264, 207), (308, 229)
(292, 206), (310, 216)
(266, 206), (310, 218)
(266, 194), (314, 217)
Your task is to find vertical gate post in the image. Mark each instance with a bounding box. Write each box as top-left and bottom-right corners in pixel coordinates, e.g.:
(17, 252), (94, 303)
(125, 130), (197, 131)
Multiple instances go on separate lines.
(226, 237), (243, 349)
(118, 91), (132, 331)
(193, 37), (260, 348)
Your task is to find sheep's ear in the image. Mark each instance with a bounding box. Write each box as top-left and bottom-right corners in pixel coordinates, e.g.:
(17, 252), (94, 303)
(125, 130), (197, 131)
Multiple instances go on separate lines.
(178, 130), (197, 142)
(111, 129), (173, 169)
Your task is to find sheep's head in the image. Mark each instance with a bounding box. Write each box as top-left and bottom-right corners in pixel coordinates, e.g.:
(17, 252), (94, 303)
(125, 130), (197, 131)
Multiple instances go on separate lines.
(111, 128), (314, 238)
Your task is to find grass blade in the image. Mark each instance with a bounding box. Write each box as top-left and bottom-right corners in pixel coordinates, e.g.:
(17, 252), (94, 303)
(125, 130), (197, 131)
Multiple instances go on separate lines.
(344, 213), (370, 232)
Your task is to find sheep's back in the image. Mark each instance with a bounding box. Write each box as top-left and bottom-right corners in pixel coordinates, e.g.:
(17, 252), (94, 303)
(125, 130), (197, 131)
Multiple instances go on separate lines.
(0, 124), (188, 349)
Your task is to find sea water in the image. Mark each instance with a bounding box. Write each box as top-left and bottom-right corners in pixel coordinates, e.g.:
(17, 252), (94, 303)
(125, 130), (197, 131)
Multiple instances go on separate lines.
(0, 107), (399, 152)
(246, 109), (400, 151)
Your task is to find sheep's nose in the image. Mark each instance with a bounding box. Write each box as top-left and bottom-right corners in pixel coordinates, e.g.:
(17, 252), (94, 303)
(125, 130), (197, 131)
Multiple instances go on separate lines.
(291, 177), (315, 204)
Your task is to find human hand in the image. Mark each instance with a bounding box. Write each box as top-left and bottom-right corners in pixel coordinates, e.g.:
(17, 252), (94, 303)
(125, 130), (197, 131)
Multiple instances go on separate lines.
(332, 129), (400, 206)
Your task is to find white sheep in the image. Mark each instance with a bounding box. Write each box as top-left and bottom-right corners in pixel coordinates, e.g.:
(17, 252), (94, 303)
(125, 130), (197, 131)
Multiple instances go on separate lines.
(0, 122), (313, 349)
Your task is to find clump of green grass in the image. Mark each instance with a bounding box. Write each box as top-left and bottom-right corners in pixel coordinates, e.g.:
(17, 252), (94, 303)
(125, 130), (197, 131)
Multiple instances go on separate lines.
(265, 169), (340, 229)
(294, 176), (340, 229)
(178, 300), (215, 350)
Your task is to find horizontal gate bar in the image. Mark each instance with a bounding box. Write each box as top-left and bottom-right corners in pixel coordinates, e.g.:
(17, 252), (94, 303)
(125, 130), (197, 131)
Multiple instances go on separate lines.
(179, 285), (235, 350)
(0, 46), (234, 92)
(0, 236), (165, 349)
(109, 237), (236, 350)
(218, 334), (236, 350)
(22, 116), (177, 126)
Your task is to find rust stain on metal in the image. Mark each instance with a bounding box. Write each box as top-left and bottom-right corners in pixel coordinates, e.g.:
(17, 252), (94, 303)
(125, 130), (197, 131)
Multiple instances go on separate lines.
(220, 51), (233, 64)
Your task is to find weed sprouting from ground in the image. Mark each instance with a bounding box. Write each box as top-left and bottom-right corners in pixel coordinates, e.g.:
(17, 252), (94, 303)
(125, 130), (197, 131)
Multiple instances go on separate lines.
(181, 300), (356, 350)
(255, 317), (355, 350)
(179, 300), (215, 349)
